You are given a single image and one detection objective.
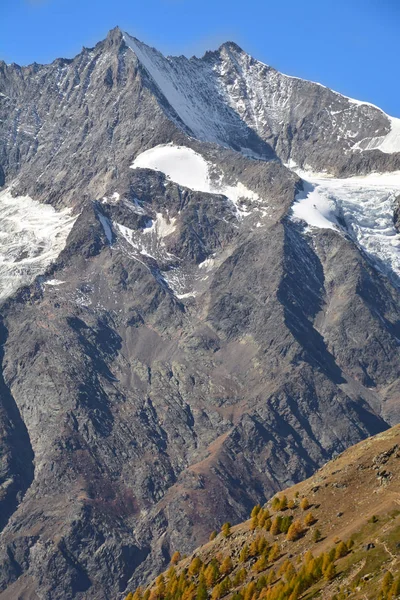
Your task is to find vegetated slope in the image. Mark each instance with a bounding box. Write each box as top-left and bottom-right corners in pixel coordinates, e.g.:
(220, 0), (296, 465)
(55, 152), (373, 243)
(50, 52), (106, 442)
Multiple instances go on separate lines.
(0, 27), (400, 600)
(129, 425), (400, 600)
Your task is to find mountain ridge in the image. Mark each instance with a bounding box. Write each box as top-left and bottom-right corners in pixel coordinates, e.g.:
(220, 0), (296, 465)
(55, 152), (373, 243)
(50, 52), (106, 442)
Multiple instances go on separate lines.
(0, 27), (399, 600)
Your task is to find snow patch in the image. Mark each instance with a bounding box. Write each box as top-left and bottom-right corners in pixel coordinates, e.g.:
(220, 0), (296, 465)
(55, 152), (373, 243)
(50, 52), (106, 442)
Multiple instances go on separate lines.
(131, 144), (260, 218)
(143, 213), (177, 238)
(198, 257), (215, 270)
(44, 279), (66, 286)
(176, 291), (197, 299)
(292, 182), (338, 231)
(353, 116), (400, 154)
(97, 211), (113, 244)
(0, 188), (76, 302)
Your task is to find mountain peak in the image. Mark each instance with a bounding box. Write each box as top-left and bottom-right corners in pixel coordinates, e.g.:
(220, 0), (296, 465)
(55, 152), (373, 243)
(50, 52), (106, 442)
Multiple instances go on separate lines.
(218, 40), (245, 55)
(104, 25), (124, 48)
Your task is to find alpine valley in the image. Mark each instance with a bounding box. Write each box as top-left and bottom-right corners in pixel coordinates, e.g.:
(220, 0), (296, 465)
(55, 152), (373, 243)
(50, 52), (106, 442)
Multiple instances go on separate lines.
(0, 27), (400, 600)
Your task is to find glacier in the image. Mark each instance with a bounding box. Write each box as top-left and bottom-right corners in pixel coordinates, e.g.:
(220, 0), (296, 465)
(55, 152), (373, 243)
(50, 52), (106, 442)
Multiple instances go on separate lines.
(0, 188), (77, 302)
(292, 171), (400, 283)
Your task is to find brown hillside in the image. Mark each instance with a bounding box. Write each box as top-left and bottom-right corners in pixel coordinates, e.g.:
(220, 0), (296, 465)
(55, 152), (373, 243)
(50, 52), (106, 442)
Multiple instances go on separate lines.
(126, 425), (400, 600)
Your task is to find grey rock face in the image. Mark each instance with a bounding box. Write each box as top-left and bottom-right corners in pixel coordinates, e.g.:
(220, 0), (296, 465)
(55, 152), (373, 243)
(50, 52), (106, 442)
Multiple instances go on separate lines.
(0, 27), (399, 600)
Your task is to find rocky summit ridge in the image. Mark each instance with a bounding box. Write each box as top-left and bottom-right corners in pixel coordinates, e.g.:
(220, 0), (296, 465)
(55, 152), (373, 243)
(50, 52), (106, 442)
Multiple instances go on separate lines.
(0, 27), (399, 600)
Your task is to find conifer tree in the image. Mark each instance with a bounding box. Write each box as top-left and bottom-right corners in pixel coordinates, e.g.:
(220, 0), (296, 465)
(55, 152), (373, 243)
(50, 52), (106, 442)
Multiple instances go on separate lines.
(268, 543), (280, 562)
(271, 496), (280, 510)
(300, 497), (310, 511)
(220, 556), (233, 576)
(312, 528), (322, 543)
(221, 522), (231, 538)
(270, 516), (282, 536)
(171, 551), (181, 565)
(388, 576), (400, 599)
(239, 544), (249, 563)
(328, 547), (336, 562)
(233, 568), (247, 586)
(188, 557), (203, 577)
(304, 512), (316, 526)
(324, 562), (336, 581)
(133, 589), (143, 600)
(382, 571), (394, 595)
(334, 541), (348, 560)
(211, 584), (222, 600)
(196, 574), (208, 600)
(256, 535), (268, 554)
(219, 577), (231, 597)
(286, 520), (304, 541)
(253, 554), (268, 573)
(322, 552), (332, 573)
(243, 581), (256, 600)
(279, 495), (288, 511)
(143, 590), (151, 600)
(264, 517), (272, 532)
(204, 563), (219, 588)
(304, 550), (314, 565)
(258, 509), (268, 528)
(279, 515), (293, 534)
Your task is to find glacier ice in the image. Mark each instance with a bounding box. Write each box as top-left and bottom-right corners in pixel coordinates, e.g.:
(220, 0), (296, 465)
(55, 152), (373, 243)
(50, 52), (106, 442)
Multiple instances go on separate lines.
(292, 171), (400, 283)
(0, 188), (76, 302)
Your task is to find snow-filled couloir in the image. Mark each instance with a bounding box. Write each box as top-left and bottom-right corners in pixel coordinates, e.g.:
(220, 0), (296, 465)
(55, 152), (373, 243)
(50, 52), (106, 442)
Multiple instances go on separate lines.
(292, 171), (400, 284)
(0, 188), (77, 302)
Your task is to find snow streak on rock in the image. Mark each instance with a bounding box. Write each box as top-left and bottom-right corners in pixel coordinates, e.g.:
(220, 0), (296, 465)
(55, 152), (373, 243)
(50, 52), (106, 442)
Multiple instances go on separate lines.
(0, 189), (77, 302)
(292, 172), (400, 282)
(123, 34), (254, 149)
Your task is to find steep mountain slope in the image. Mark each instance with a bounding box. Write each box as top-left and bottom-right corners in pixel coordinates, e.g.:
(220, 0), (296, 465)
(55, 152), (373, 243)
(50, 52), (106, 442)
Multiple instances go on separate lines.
(0, 27), (399, 600)
(123, 33), (400, 175)
(130, 425), (400, 600)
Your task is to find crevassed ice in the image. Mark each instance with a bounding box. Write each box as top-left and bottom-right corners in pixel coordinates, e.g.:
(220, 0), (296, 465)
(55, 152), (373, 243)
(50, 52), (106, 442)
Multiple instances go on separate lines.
(292, 171), (400, 282)
(131, 144), (260, 217)
(0, 188), (77, 302)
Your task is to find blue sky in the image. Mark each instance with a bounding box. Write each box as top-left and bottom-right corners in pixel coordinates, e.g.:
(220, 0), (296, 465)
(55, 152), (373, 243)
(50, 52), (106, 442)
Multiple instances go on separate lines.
(1, 0), (399, 116)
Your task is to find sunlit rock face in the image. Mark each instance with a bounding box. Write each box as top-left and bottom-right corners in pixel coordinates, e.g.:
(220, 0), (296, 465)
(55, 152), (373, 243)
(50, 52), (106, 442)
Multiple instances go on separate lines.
(0, 27), (399, 600)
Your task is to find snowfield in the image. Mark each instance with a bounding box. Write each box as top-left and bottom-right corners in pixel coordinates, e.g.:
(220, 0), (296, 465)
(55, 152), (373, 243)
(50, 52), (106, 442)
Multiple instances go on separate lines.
(131, 144), (260, 217)
(0, 188), (77, 302)
(352, 116), (400, 154)
(292, 171), (400, 282)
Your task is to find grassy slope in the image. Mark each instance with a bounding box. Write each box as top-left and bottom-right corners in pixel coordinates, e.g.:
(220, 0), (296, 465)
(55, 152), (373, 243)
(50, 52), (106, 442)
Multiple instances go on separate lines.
(126, 425), (400, 600)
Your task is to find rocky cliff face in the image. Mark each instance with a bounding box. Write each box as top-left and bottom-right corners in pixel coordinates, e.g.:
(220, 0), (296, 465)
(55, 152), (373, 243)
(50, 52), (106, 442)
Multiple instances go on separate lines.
(0, 27), (399, 600)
